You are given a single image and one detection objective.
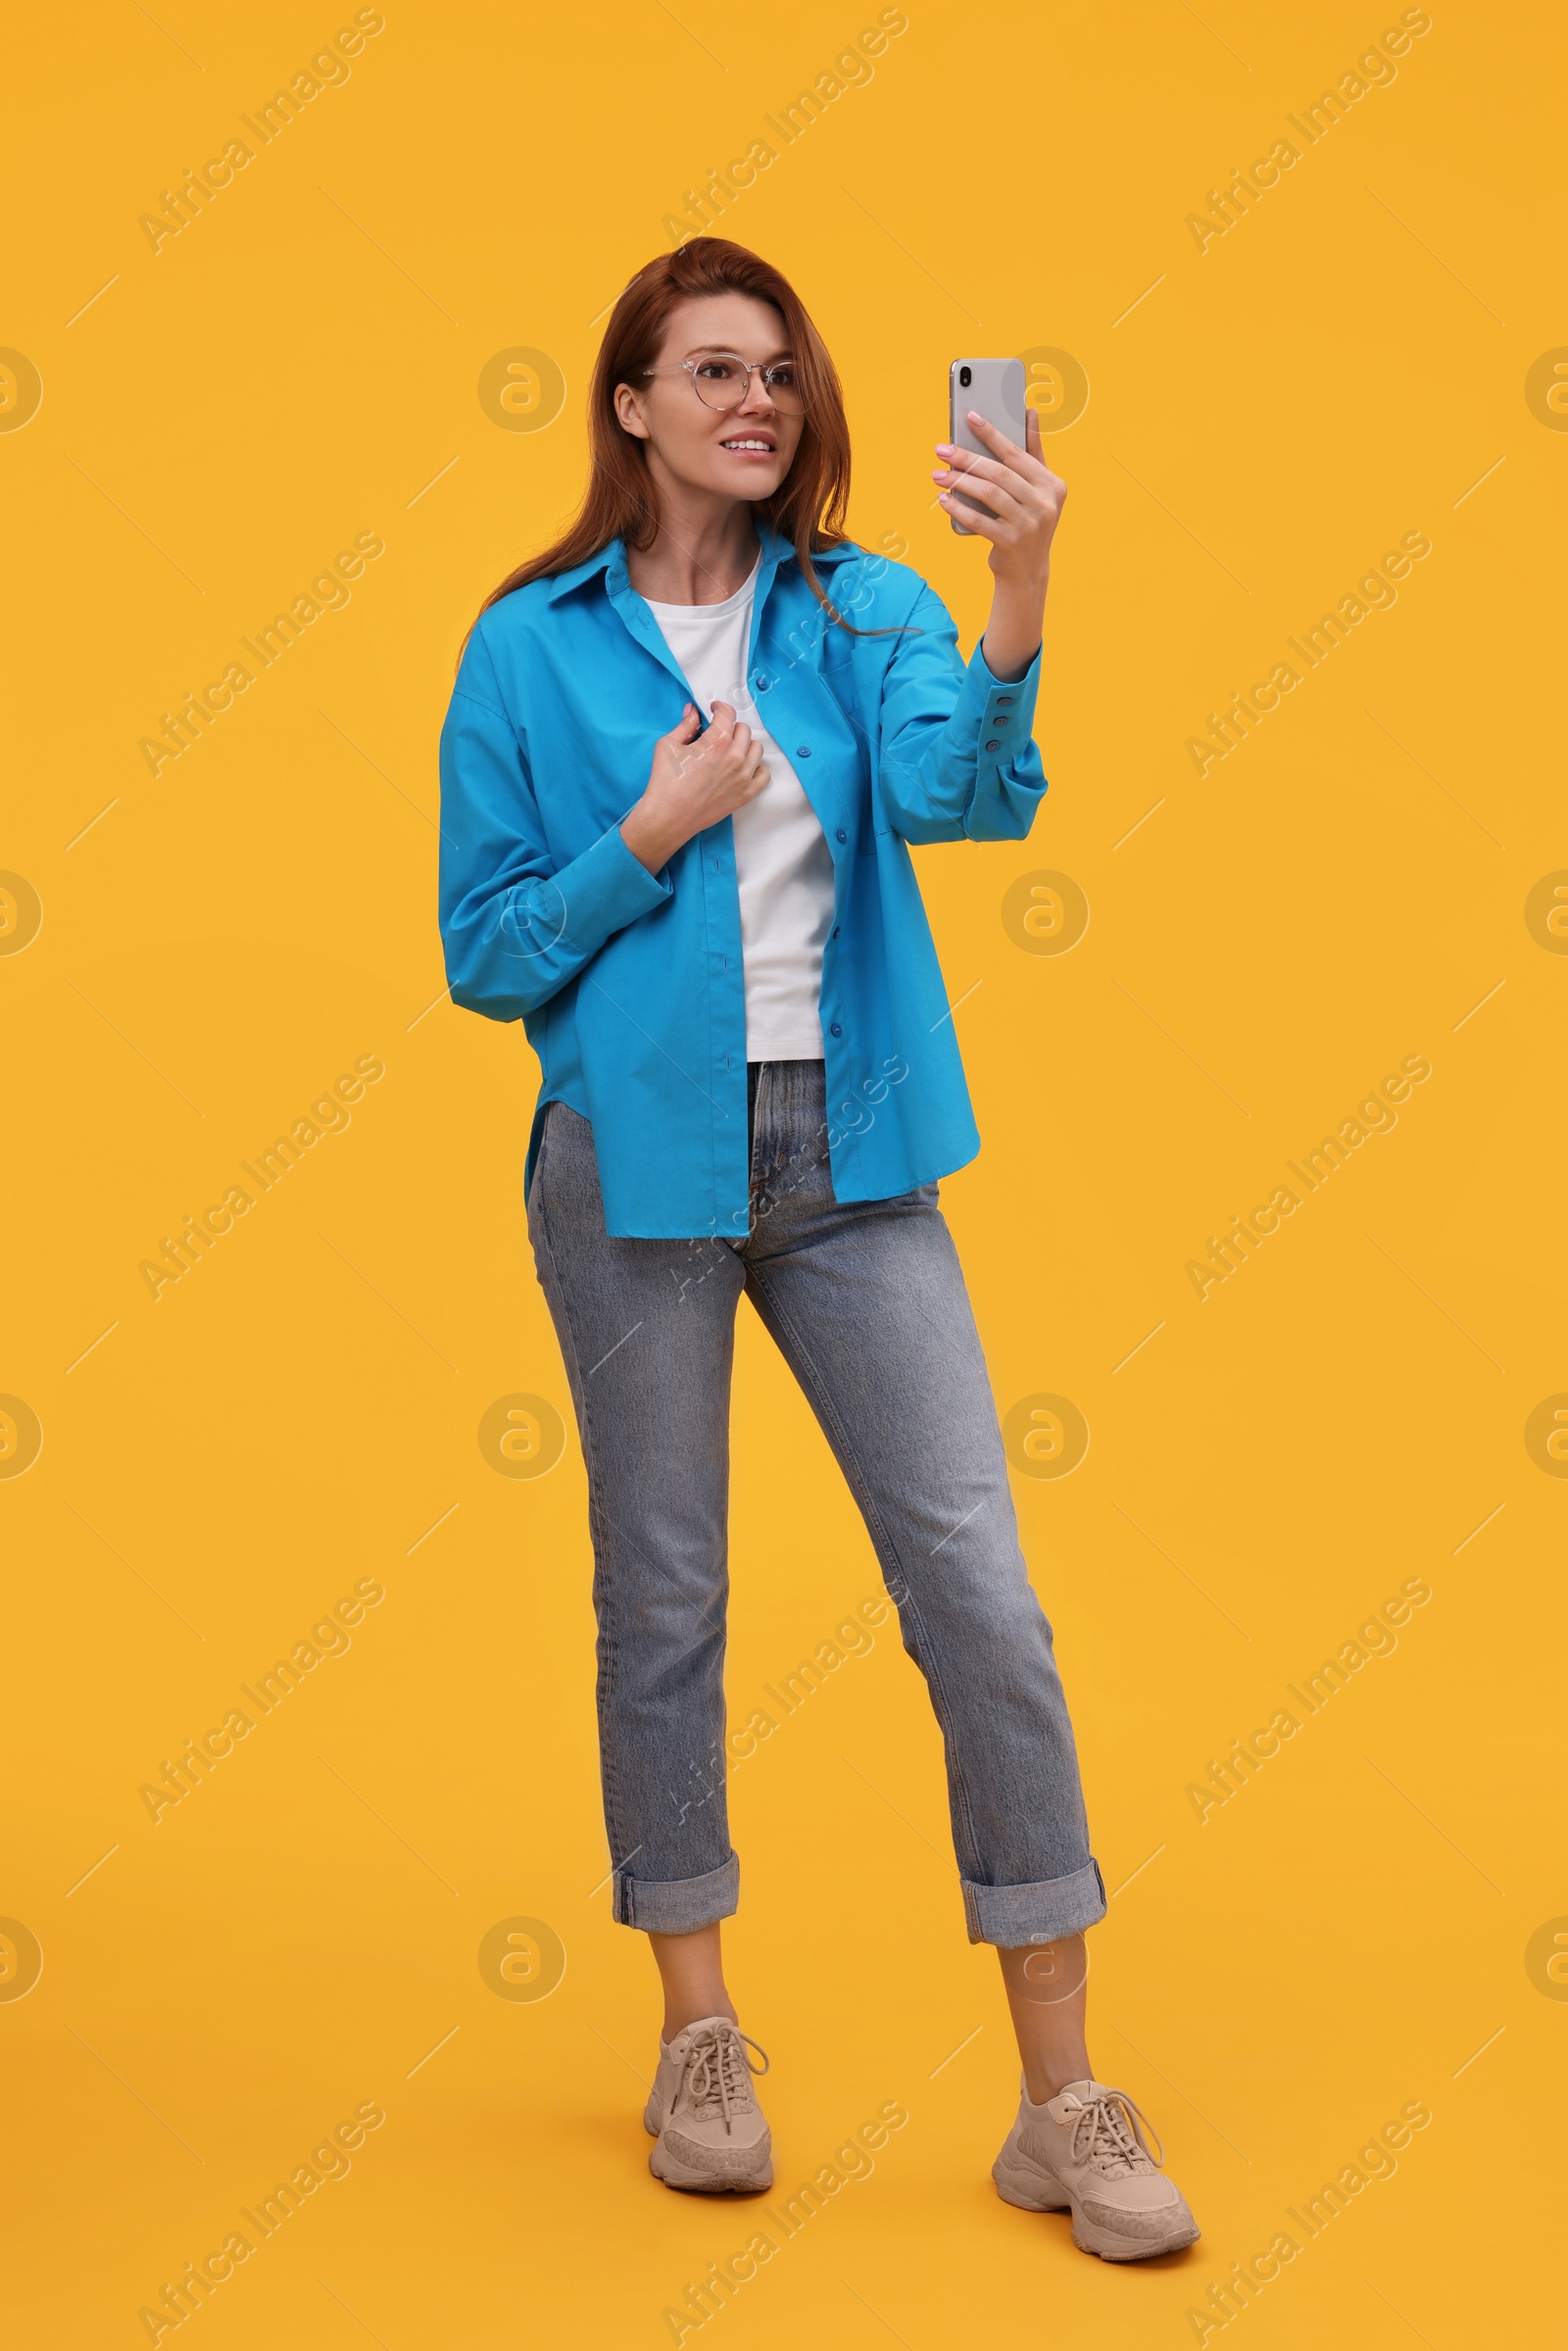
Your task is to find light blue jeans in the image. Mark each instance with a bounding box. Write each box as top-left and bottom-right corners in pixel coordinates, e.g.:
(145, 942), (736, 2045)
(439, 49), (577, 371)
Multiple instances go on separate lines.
(526, 1057), (1106, 1947)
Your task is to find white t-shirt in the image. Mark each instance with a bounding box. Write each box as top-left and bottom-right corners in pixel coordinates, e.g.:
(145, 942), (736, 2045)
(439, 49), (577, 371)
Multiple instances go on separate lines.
(643, 557), (834, 1061)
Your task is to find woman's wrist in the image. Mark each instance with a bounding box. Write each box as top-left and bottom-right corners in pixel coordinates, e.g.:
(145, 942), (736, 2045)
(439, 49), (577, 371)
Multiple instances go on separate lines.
(620, 795), (681, 875)
(981, 569), (1050, 684)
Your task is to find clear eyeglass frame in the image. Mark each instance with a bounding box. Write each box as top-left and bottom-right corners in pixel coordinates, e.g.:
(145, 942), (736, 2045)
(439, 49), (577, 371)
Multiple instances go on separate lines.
(639, 351), (805, 416)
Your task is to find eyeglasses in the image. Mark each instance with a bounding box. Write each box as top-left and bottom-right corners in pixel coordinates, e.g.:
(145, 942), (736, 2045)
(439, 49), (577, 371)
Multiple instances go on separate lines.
(639, 350), (805, 416)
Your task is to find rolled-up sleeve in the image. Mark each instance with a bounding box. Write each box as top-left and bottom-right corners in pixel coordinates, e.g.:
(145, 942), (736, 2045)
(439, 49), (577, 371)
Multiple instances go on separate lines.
(876, 582), (1049, 844)
(438, 627), (672, 1021)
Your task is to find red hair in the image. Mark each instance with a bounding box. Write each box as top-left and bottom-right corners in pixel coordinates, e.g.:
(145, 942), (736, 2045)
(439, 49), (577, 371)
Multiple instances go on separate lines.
(468, 239), (857, 644)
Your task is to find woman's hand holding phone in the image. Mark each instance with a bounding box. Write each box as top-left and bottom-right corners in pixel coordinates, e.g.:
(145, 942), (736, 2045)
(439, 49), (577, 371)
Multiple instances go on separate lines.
(620, 701), (770, 874)
(934, 407), (1066, 683)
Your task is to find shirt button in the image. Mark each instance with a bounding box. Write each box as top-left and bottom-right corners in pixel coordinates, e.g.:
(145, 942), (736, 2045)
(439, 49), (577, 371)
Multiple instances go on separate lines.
(755, 673), (771, 691)
(998, 696), (1014, 707)
(829, 1022), (843, 1037)
(985, 740), (1001, 752)
(835, 827), (848, 843)
(796, 745), (811, 758)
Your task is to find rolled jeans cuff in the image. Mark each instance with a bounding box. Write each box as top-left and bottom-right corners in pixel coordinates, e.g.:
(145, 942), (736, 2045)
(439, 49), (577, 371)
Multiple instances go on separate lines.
(962, 1857), (1107, 1948)
(612, 1851), (740, 1934)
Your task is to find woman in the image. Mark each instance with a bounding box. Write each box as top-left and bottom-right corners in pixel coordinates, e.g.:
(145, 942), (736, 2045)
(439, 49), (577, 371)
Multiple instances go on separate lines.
(439, 238), (1198, 2263)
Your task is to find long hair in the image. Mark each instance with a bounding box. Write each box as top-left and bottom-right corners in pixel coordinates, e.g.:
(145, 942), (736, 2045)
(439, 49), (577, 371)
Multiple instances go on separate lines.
(466, 239), (859, 646)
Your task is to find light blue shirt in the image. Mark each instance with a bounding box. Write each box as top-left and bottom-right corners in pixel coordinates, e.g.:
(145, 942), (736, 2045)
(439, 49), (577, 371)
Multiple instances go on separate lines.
(438, 527), (1047, 1238)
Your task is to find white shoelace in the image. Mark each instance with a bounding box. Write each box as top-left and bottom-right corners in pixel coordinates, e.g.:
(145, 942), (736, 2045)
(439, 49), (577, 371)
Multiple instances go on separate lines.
(679, 2022), (770, 2135)
(1067, 2085), (1165, 2175)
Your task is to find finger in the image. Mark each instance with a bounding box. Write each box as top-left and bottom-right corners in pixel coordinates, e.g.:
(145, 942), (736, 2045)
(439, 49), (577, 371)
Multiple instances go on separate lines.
(936, 491), (1005, 543)
(1025, 406), (1042, 463)
(933, 450), (1035, 520)
(962, 410), (1051, 480)
(708, 698), (737, 736)
(940, 469), (1027, 526)
(666, 702), (702, 742)
(964, 410), (1026, 464)
(935, 442), (1014, 484)
(729, 720), (753, 758)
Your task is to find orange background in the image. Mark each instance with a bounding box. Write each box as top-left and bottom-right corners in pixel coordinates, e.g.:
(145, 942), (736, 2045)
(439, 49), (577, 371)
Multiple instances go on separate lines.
(4, 1), (1565, 2343)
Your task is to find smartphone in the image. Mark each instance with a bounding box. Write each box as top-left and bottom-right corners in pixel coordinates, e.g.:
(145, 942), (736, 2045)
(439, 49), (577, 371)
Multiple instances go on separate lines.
(948, 358), (1027, 534)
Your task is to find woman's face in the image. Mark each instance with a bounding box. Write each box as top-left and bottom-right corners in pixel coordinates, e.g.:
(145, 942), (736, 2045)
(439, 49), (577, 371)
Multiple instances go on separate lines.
(614, 294), (806, 505)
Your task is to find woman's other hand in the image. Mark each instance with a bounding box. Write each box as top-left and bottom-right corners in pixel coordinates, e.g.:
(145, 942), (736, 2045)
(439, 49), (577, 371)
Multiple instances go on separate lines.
(934, 407), (1066, 683)
(620, 701), (770, 874)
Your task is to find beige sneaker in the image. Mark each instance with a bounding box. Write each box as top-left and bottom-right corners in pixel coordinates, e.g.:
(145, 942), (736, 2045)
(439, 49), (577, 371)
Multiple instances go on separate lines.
(644, 2016), (772, 2193)
(993, 2078), (1200, 2261)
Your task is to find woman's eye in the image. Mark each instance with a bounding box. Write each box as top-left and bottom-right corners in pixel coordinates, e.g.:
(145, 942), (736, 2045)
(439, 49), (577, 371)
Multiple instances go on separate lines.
(766, 367), (797, 390)
(696, 360), (738, 381)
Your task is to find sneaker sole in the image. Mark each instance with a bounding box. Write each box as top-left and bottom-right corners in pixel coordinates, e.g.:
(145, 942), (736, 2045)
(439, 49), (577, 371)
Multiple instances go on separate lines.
(649, 2137), (773, 2194)
(992, 2157), (1200, 2263)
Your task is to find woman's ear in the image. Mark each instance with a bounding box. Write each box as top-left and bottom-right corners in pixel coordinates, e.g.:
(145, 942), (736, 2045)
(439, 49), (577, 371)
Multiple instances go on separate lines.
(613, 381), (651, 440)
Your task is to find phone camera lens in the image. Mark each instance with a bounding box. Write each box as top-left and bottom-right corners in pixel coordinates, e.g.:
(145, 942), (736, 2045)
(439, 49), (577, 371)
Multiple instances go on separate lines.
(958, 366), (972, 388)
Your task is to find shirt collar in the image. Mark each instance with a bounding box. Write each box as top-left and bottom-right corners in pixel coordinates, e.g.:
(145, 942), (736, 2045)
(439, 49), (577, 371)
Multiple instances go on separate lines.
(544, 527), (861, 602)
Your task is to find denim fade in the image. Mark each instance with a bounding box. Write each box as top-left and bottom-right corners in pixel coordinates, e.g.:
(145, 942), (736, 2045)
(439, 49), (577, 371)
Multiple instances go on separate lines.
(526, 1058), (1106, 1948)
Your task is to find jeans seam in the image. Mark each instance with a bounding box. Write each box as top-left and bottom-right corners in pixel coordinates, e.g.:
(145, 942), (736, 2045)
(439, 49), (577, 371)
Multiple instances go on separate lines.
(528, 1115), (635, 1914)
(742, 1258), (988, 1881)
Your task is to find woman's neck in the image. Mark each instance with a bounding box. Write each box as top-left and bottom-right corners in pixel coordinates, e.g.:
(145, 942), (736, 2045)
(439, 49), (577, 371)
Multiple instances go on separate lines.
(625, 484), (761, 607)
